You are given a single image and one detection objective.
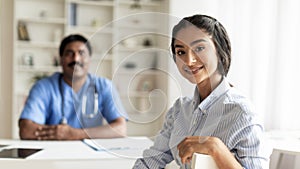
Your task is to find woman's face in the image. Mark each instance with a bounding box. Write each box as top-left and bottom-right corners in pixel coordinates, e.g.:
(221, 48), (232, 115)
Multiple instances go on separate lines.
(174, 25), (220, 84)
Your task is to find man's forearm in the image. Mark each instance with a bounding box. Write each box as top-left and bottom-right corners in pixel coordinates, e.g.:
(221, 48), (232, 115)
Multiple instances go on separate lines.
(83, 117), (127, 139)
(19, 119), (42, 140)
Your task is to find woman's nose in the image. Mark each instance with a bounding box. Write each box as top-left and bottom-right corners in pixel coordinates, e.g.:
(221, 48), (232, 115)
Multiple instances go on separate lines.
(185, 50), (197, 66)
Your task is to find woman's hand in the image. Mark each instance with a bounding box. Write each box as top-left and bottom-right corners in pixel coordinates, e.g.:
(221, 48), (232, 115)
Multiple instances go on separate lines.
(177, 136), (220, 164)
(177, 136), (243, 169)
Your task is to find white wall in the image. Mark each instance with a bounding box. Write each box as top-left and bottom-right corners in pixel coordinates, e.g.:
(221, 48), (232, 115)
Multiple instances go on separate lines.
(0, 0), (13, 138)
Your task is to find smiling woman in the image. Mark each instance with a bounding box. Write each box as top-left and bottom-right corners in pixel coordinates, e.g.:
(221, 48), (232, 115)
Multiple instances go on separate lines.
(133, 14), (271, 169)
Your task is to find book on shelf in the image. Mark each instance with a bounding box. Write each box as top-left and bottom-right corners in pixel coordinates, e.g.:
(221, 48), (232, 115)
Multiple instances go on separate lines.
(69, 3), (77, 26)
(17, 21), (30, 41)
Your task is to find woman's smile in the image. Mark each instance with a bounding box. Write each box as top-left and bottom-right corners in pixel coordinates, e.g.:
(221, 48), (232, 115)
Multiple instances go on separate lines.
(183, 65), (205, 75)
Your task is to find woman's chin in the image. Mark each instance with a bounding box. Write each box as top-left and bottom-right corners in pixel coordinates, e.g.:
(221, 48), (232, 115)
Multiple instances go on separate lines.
(184, 75), (209, 85)
(185, 77), (199, 84)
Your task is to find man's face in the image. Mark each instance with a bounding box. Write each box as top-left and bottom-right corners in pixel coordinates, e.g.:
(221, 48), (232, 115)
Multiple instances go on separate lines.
(60, 41), (90, 81)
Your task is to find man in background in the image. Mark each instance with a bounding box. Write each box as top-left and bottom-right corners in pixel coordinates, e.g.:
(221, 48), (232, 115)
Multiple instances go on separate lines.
(19, 34), (127, 140)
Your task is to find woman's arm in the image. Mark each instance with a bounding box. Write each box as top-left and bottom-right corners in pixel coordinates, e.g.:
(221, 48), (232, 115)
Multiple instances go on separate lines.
(132, 100), (181, 169)
(81, 117), (127, 138)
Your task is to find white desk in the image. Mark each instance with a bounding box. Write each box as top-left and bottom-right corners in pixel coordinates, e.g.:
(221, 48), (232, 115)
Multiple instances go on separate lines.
(0, 137), (153, 169)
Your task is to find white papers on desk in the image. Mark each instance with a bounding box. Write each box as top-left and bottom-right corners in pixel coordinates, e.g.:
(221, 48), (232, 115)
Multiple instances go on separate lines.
(83, 137), (153, 158)
(0, 140), (106, 160)
(191, 153), (219, 169)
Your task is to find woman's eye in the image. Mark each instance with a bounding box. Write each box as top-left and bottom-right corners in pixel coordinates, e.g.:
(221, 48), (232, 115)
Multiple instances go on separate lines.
(176, 50), (185, 56)
(194, 46), (204, 52)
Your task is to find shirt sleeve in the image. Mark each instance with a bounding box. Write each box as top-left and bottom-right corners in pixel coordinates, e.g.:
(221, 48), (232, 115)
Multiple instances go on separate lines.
(19, 80), (50, 124)
(99, 78), (127, 123)
(229, 112), (271, 169)
(133, 100), (181, 169)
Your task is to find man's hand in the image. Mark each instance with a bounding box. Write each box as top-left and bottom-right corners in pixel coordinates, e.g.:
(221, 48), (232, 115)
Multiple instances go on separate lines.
(35, 124), (84, 140)
(19, 117), (126, 140)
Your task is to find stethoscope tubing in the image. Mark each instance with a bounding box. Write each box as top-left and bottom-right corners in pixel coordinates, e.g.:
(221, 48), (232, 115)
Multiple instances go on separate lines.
(58, 74), (99, 124)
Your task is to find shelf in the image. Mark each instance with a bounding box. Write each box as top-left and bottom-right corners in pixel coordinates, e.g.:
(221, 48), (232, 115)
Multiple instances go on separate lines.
(16, 41), (59, 48)
(17, 65), (61, 73)
(90, 53), (113, 61)
(116, 24), (159, 31)
(17, 17), (65, 24)
(91, 57), (112, 62)
(120, 91), (162, 98)
(127, 111), (163, 123)
(116, 69), (162, 75)
(117, 45), (158, 52)
(68, 0), (114, 6)
(12, 0), (169, 139)
(67, 25), (113, 34)
(118, 0), (161, 7)
(15, 91), (29, 97)
(15, 0), (64, 2)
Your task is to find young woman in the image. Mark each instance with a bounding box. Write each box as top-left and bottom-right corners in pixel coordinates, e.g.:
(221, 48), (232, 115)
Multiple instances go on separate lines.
(133, 14), (270, 169)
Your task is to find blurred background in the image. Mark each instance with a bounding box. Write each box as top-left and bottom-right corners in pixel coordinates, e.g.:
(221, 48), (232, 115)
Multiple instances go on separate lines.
(1, 0), (300, 168)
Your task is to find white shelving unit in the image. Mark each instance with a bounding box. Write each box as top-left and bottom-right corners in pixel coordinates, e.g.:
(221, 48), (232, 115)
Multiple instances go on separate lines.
(12, 0), (169, 138)
(13, 0), (65, 139)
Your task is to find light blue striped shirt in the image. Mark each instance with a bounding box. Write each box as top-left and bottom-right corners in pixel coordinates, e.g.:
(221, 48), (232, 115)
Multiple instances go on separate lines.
(133, 77), (270, 169)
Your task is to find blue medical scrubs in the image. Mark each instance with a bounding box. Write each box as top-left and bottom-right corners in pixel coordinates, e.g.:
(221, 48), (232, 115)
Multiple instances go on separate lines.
(20, 72), (127, 128)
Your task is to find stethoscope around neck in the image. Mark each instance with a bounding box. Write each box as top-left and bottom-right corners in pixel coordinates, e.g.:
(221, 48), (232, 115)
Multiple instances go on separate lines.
(58, 74), (99, 124)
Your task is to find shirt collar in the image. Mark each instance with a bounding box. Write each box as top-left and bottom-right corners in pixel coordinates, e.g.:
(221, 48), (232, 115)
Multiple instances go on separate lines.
(193, 76), (231, 113)
(76, 73), (92, 97)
